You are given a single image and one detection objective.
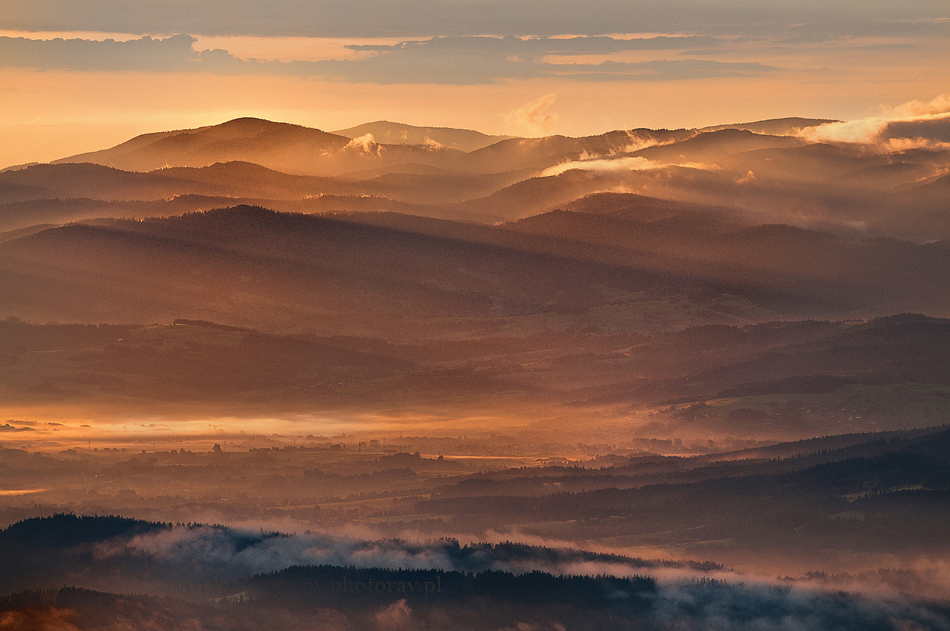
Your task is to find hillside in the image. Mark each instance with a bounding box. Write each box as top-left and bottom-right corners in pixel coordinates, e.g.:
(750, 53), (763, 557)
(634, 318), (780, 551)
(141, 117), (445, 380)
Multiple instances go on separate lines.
(1, 115), (944, 240)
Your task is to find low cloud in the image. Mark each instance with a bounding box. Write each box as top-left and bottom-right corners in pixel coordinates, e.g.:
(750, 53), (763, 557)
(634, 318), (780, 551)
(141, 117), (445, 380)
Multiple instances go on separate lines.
(542, 156), (658, 176)
(889, 94), (950, 119)
(505, 94), (560, 136)
(344, 133), (384, 156)
(542, 156), (719, 177)
(374, 599), (420, 631)
(649, 577), (949, 631)
(93, 523), (723, 582)
(801, 94), (950, 151)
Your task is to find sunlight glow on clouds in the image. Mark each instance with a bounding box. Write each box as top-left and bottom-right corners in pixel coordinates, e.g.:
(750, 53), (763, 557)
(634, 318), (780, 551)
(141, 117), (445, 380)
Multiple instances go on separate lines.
(542, 156), (659, 176)
(801, 94), (950, 150)
(0, 33), (779, 84)
(505, 93), (560, 136)
(541, 156), (722, 176)
(0, 0), (947, 168)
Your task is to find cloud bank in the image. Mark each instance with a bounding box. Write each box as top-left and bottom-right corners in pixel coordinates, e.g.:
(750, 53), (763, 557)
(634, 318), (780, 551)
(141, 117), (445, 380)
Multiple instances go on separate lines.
(1, 0), (946, 38)
(97, 524), (711, 579)
(801, 94), (950, 150)
(85, 525), (950, 630)
(0, 34), (778, 84)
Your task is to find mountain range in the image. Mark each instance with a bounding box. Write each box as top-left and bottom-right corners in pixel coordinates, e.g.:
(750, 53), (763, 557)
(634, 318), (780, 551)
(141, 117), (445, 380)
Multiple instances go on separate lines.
(2, 114), (950, 443)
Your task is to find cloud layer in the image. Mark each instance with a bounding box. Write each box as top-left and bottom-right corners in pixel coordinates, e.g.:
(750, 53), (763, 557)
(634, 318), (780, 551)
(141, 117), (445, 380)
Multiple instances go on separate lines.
(801, 94), (950, 150)
(86, 525), (950, 631)
(0, 34), (778, 84)
(1, 0), (946, 38)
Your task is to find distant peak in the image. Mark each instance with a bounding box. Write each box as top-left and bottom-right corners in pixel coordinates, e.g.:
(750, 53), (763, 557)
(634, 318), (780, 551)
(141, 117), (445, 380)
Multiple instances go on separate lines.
(211, 117), (310, 132)
(219, 116), (284, 127)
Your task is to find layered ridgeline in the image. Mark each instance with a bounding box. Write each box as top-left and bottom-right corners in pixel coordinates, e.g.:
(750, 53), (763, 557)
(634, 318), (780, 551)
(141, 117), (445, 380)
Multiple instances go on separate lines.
(1, 115), (947, 235)
(1, 116), (949, 334)
(3, 204), (950, 334)
(3, 116), (950, 631)
(1, 115), (950, 439)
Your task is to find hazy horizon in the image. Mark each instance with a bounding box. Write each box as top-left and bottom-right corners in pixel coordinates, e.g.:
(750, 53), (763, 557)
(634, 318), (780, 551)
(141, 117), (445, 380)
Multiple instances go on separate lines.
(2, 0), (948, 167)
(3, 2), (950, 629)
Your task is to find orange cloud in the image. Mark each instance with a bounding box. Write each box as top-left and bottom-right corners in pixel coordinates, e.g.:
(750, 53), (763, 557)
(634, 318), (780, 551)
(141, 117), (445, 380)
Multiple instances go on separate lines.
(505, 93), (559, 136)
(800, 94), (950, 150)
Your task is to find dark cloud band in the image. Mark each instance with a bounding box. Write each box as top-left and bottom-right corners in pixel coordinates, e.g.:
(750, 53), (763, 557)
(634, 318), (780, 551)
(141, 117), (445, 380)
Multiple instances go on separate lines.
(1, 0), (946, 38)
(0, 34), (777, 84)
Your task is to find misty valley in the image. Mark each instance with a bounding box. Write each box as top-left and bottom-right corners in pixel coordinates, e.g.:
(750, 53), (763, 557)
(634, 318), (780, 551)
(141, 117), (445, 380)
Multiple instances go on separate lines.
(2, 115), (950, 629)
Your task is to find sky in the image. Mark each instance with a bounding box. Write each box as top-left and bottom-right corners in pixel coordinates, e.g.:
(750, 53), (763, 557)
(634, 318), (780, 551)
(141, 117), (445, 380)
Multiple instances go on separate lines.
(1, 0), (948, 168)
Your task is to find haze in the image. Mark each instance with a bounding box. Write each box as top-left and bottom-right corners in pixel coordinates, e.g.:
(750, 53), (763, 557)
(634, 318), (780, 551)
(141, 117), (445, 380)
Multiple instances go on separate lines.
(2, 1), (950, 629)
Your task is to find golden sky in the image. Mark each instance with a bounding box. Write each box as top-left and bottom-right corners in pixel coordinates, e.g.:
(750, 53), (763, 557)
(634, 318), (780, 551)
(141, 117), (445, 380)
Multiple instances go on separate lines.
(1, 1), (948, 167)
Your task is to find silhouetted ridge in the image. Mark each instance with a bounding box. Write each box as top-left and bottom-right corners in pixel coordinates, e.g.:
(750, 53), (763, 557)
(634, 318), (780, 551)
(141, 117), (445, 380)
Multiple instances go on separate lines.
(0, 514), (166, 549)
(249, 564), (657, 610)
(215, 116), (297, 132)
(854, 312), (947, 328)
(703, 117), (838, 135)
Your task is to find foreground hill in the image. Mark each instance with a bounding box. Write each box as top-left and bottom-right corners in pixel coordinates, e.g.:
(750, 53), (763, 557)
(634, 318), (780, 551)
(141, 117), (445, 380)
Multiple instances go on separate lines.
(0, 510), (947, 629)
